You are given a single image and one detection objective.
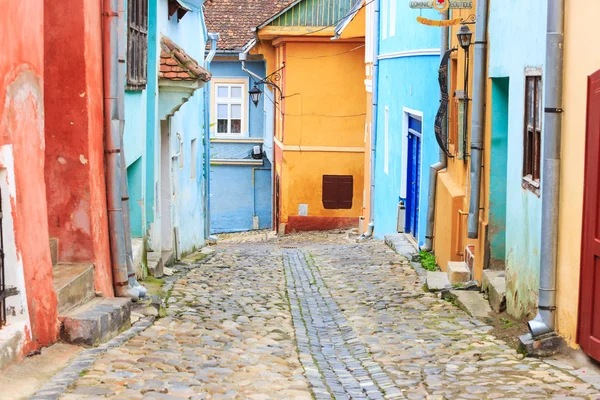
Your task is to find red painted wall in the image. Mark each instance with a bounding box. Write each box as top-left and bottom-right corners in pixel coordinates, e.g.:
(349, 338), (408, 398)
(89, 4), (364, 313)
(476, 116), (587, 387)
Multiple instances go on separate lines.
(44, 0), (113, 296)
(0, 1), (59, 350)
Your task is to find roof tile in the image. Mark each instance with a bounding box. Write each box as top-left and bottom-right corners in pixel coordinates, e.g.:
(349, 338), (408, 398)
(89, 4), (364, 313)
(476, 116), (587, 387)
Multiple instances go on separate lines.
(160, 35), (212, 82)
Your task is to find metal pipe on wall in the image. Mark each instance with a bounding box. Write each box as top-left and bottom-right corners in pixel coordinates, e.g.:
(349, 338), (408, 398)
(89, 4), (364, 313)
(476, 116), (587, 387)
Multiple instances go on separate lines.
(366, 0), (380, 237)
(467, 0), (489, 239)
(204, 33), (219, 241)
(423, 10), (450, 252)
(528, 0), (565, 337)
(102, 0), (138, 298)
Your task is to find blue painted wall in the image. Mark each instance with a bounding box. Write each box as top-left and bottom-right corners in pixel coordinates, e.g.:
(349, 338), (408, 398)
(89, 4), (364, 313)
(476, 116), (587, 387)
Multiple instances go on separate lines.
(127, 157), (144, 238)
(211, 160), (273, 233)
(209, 58), (273, 233)
(488, 0), (547, 319)
(373, 4), (441, 246)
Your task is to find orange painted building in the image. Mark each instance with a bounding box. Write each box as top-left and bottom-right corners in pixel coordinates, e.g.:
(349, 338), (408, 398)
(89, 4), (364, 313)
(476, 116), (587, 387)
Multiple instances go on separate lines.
(253, 0), (366, 233)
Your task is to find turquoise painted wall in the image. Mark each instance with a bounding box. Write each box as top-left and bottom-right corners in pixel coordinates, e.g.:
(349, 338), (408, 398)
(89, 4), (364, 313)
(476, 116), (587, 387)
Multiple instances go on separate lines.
(127, 157), (144, 238)
(488, 0), (547, 319)
(158, 0), (208, 254)
(373, 4), (441, 246)
(489, 78), (509, 267)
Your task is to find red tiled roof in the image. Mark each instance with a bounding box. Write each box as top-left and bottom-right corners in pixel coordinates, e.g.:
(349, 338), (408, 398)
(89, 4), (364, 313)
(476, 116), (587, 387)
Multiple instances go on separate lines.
(159, 35), (212, 82)
(204, 0), (292, 51)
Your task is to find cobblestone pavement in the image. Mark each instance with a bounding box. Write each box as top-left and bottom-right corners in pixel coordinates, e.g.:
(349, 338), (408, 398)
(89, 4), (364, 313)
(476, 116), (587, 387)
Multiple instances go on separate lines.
(50, 231), (600, 399)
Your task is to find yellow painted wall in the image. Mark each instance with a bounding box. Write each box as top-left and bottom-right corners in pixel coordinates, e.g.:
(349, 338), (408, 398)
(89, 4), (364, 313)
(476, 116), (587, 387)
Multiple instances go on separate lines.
(259, 34), (366, 224)
(282, 151), (364, 219)
(555, 0), (600, 346)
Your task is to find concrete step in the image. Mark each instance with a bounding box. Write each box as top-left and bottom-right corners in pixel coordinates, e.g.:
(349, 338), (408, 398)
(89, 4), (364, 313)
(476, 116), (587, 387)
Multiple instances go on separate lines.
(447, 261), (471, 284)
(442, 290), (492, 319)
(426, 271), (450, 291)
(147, 251), (163, 278)
(482, 270), (507, 313)
(53, 263), (95, 315)
(49, 238), (59, 267)
(384, 234), (418, 256)
(60, 297), (132, 346)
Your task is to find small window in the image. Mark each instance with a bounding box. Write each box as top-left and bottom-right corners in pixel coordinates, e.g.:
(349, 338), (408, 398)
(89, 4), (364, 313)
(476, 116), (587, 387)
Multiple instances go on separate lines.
(126, 0), (148, 90)
(216, 84), (244, 135)
(523, 72), (542, 194)
(190, 139), (197, 179)
(322, 175), (353, 210)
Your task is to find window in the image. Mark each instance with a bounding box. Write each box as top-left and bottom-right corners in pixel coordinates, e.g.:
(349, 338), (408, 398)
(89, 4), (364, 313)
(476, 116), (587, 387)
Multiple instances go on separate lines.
(523, 72), (542, 193)
(322, 175), (353, 210)
(190, 139), (197, 179)
(215, 84), (244, 135)
(126, 0), (148, 90)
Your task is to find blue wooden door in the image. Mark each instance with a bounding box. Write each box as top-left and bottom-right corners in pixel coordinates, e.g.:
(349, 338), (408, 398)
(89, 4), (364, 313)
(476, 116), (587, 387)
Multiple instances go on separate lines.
(405, 116), (422, 239)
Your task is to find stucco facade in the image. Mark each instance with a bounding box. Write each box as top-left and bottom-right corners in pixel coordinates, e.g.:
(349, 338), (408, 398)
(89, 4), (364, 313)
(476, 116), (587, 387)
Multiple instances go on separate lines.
(373, 4), (441, 246)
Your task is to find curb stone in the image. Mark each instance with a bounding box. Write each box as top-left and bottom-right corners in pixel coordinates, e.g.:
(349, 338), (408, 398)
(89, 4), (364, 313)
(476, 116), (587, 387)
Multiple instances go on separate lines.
(29, 317), (155, 400)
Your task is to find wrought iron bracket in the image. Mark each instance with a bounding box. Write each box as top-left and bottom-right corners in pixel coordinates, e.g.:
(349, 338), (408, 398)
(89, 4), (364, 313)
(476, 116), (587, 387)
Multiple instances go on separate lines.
(253, 64), (285, 101)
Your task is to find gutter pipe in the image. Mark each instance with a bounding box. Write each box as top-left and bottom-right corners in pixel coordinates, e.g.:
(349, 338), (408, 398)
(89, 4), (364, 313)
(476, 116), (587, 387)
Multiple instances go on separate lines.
(204, 32), (219, 241)
(102, 0), (138, 298)
(422, 10), (450, 252)
(528, 0), (565, 337)
(364, 0), (380, 238)
(466, 0), (489, 239)
(240, 39), (262, 81)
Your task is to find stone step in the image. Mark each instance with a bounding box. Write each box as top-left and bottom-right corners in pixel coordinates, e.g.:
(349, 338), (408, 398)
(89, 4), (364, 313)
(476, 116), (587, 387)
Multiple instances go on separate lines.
(482, 270), (507, 313)
(447, 261), (471, 284)
(53, 263), (95, 315)
(426, 271), (450, 291)
(147, 251), (163, 278)
(60, 297), (132, 346)
(49, 238), (59, 267)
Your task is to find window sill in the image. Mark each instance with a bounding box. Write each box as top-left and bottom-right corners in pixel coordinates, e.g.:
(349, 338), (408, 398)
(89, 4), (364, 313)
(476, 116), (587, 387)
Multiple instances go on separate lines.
(522, 176), (541, 197)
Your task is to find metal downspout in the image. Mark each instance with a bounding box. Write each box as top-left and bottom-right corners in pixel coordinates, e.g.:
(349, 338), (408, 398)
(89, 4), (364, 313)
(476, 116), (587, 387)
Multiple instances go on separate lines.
(528, 0), (565, 337)
(204, 33), (219, 241)
(102, 0), (137, 298)
(423, 11), (450, 252)
(467, 0), (489, 239)
(365, 0), (380, 237)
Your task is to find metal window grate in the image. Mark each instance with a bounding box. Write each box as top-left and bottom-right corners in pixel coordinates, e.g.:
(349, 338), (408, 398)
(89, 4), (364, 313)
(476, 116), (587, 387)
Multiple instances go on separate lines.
(126, 0), (148, 90)
(0, 189), (5, 328)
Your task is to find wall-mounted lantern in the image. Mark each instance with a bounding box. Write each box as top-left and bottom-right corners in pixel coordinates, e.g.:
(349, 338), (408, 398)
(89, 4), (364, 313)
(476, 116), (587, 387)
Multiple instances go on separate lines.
(249, 86), (263, 108)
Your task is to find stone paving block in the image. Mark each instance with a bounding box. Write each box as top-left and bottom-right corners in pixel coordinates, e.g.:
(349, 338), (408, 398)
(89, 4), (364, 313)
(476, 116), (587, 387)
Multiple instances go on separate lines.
(443, 290), (492, 318)
(447, 261), (470, 284)
(481, 270), (507, 313)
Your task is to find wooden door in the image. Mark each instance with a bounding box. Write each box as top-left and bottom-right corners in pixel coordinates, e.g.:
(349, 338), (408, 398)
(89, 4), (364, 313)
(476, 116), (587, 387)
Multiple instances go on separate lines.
(405, 116), (422, 239)
(578, 69), (600, 362)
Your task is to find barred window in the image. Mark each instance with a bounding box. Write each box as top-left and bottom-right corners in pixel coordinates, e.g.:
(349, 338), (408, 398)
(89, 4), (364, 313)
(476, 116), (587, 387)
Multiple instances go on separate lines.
(523, 71), (542, 194)
(127, 0), (148, 90)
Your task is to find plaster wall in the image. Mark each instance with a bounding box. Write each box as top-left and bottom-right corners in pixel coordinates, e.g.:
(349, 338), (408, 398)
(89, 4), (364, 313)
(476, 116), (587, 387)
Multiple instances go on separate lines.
(43, 0), (113, 296)
(0, 0), (59, 358)
(487, 0), (546, 320)
(556, 0), (600, 346)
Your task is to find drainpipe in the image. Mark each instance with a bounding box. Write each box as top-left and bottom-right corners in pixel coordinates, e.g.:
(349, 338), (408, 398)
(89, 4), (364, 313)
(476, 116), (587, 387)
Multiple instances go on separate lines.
(467, 0), (489, 239)
(364, 0), (380, 238)
(240, 39), (262, 81)
(422, 10), (450, 252)
(102, 0), (138, 298)
(204, 32), (219, 241)
(528, 0), (565, 338)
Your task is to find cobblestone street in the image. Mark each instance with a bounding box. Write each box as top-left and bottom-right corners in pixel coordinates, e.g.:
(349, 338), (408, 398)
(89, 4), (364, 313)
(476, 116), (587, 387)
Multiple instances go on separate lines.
(37, 232), (600, 399)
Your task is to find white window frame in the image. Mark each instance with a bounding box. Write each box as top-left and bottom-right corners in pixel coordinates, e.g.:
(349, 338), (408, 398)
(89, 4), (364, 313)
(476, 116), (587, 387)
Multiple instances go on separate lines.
(211, 78), (249, 138)
(381, 0), (388, 39)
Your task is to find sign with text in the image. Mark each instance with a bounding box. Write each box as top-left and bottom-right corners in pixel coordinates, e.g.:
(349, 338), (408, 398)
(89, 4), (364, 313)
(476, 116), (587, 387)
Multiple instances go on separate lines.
(410, 0), (472, 9)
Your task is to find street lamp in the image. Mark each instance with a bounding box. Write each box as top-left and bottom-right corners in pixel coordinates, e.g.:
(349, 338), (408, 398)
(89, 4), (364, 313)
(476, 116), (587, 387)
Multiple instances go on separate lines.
(457, 24), (473, 50)
(249, 86), (262, 108)
(457, 24), (472, 160)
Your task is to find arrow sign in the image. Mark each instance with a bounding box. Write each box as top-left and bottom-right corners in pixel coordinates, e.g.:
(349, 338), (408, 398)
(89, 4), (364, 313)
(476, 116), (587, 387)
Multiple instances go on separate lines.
(410, 0), (472, 9)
